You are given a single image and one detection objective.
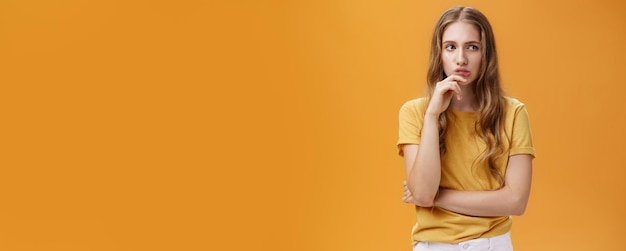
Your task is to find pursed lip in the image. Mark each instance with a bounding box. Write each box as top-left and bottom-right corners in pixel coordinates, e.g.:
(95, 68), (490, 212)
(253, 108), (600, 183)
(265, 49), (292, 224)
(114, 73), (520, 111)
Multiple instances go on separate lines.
(454, 68), (471, 77)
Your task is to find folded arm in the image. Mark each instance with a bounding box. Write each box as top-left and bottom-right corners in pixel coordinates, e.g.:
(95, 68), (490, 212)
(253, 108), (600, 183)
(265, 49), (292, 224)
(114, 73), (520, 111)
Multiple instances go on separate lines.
(434, 154), (533, 216)
(402, 114), (442, 207)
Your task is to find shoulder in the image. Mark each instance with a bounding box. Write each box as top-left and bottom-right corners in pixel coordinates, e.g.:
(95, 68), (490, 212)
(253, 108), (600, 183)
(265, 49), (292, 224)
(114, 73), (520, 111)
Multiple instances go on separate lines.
(400, 97), (429, 113)
(503, 96), (527, 112)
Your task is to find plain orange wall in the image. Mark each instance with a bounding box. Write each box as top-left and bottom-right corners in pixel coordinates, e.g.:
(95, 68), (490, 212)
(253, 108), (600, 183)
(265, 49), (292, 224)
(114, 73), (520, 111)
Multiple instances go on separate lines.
(1, 0), (625, 250)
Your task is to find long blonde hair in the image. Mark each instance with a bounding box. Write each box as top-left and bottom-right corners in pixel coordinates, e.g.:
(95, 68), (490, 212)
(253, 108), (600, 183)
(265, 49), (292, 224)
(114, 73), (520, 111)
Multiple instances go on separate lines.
(427, 6), (508, 187)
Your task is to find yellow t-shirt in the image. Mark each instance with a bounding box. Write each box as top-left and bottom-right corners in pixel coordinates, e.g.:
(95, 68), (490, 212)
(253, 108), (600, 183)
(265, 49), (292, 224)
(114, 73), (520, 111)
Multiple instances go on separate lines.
(397, 96), (536, 244)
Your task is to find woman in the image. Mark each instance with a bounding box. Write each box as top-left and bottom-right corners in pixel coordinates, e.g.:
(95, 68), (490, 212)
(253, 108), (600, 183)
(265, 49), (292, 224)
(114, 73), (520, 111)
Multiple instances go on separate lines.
(397, 6), (535, 251)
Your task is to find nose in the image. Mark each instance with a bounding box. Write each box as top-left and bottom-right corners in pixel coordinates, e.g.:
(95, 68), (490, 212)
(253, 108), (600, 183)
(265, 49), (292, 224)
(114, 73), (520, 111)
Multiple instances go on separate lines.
(455, 49), (467, 66)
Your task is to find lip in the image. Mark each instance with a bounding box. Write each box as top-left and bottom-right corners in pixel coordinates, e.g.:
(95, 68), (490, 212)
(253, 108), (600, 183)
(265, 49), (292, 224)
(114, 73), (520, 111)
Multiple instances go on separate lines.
(455, 68), (471, 77)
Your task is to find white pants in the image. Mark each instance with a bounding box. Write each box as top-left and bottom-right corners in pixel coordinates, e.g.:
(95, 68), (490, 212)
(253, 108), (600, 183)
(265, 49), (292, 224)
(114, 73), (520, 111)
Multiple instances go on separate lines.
(413, 232), (513, 251)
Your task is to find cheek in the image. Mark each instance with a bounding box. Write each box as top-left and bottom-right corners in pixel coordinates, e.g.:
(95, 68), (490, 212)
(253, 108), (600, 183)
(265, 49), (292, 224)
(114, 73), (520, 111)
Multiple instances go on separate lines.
(441, 54), (455, 68)
(471, 55), (482, 67)
(442, 53), (454, 63)
(441, 61), (454, 75)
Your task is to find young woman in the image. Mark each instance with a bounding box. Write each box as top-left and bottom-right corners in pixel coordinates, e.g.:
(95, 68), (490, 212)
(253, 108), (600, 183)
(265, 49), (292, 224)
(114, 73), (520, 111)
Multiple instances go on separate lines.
(397, 6), (535, 251)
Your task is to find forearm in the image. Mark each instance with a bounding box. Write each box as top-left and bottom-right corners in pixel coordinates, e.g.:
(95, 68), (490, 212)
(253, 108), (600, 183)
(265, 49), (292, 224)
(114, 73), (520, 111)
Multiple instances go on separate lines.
(435, 186), (528, 217)
(407, 113), (441, 206)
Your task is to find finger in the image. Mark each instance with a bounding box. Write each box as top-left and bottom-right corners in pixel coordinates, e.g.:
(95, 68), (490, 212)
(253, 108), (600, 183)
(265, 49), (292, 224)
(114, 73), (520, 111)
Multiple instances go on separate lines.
(437, 81), (461, 93)
(403, 195), (413, 203)
(445, 74), (467, 83)
(441, 86), (460, 102)
(403, 196), (414, 204)
(441, 81), (462, 100)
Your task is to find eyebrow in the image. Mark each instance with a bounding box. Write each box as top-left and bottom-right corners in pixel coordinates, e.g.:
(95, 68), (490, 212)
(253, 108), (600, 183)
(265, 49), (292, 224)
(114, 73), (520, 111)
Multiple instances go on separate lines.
(442, 40), (481, 44)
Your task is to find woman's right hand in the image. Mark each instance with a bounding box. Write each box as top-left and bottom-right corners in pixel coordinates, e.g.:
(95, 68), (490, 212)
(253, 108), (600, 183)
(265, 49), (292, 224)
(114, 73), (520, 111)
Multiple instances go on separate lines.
(426, 75), (466, 116)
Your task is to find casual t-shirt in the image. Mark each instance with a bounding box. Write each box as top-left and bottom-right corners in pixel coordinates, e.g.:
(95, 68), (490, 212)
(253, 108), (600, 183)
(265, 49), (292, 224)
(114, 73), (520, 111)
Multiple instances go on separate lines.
(397, 96), (536, 244)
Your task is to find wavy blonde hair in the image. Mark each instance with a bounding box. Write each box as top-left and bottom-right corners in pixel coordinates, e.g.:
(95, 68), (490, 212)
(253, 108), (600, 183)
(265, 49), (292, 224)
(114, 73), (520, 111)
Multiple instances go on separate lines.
(426, 6), (508, 187)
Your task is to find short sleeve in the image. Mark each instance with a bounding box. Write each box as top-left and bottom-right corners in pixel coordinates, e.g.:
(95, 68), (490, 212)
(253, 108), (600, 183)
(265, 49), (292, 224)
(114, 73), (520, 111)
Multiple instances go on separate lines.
(397, 99), (426, 156)
(509, 105), (536, 158)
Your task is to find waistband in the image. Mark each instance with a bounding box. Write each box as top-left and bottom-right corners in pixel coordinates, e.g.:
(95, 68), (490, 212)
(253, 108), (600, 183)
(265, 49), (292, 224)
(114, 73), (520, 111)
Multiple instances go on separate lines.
(417, 232), (511, 250)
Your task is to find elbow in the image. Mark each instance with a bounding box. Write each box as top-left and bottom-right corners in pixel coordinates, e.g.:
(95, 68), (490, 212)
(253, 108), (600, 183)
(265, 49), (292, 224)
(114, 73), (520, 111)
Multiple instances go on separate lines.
(510, 206), (526, 216)
(501, 184), (530, 216)
(412, 194), (436, 207)
(406, 183), (437, 207)
(509, 197), (529, 216)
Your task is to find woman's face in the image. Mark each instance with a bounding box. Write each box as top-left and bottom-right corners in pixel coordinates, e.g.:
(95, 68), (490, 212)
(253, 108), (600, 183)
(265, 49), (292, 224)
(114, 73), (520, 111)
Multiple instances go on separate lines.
(441, 21), (482, 85)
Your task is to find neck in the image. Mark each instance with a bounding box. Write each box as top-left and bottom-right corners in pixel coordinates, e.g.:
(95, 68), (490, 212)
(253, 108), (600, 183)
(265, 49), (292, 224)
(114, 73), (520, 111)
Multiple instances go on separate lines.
(451, 84), (478, 112)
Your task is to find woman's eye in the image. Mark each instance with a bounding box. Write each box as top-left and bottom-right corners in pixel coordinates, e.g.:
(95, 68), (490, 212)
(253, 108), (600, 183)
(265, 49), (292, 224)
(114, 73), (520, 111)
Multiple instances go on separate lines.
(468, 45), (479, 50)
(445, 45), (455, 50)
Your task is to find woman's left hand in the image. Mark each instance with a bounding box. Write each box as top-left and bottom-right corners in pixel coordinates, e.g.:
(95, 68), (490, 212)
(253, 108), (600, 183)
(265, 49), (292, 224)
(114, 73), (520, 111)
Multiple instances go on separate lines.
(402, 180), (418, 205)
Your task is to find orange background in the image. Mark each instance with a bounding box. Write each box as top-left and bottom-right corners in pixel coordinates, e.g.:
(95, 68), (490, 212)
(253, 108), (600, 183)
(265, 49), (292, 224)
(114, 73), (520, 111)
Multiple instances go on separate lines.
(1, 0), (625, 250)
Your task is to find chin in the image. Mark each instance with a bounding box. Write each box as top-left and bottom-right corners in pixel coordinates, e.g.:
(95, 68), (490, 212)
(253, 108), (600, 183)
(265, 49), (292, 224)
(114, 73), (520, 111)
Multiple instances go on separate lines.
(459, 79), (475, 86)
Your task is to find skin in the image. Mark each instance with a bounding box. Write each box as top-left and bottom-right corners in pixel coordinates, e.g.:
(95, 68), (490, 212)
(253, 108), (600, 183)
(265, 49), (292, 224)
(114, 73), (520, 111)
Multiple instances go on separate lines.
(401, 21), (533, 216)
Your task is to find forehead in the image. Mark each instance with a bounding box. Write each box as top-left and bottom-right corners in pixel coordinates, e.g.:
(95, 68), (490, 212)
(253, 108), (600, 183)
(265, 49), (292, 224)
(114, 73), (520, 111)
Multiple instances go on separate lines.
(442, 21), (480, 43)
